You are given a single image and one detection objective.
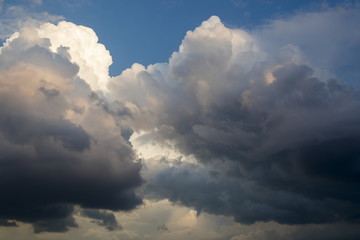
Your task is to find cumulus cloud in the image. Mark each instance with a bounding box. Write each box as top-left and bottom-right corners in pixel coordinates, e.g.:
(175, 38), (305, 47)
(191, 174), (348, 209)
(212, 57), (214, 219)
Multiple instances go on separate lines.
(0, 23), (142, 232)
(37, 21), (113, 91)
(109, 8), (360, 227)
(1, 3), (360, 238)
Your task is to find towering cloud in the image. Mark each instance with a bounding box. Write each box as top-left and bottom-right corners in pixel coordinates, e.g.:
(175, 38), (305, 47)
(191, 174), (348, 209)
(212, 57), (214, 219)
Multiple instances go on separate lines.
(1, 5), (360, 238)
(110, 10), (360, 226)
(0, 23), (142, 232)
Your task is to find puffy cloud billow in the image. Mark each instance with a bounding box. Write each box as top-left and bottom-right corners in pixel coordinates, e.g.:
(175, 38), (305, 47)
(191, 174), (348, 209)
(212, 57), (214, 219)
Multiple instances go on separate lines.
(0, 23), (142, 232)
(111, 9), (360, 226)
(1, 5), (360, 237)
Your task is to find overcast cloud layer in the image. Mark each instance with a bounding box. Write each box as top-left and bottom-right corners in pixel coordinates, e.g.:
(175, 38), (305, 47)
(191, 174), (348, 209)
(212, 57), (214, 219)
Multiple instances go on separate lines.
(1, 4), (360, 239)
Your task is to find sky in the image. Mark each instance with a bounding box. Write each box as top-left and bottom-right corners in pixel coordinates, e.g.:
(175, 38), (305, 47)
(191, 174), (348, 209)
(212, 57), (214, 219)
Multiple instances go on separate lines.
(0, 0), (360, 240)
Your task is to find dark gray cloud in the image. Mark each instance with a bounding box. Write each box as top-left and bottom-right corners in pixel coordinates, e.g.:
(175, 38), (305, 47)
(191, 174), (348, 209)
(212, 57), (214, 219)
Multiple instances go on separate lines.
(110, 8), (360, 229)
(231, 222), (360, 240)
(82, 209), (122, 231)
(0, 24), (142, 232)
(144, 159), (359, 225)
(157, 223), (168, 231)
(0, 219), (17, 227)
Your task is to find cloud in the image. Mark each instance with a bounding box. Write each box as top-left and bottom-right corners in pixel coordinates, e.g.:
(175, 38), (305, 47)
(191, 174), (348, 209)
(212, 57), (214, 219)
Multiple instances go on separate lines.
(0, 219), (17, 227)
(230, 222), (360, 240)
(37, 21), (113, 91)
(254, 6), (360, 83)
(0, 4), (62, 40)
(109, 8), (360, 227)
(1, 3), (360, 238)
(81, 209), (122, 231)
(157, 223), (168, 231)
(0, 23), (142, 232)
(143, 158), (357, 225)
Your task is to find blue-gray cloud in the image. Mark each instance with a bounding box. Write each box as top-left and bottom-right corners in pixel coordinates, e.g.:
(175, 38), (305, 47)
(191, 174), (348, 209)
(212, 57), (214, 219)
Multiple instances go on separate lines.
(109, 7), (360, 230)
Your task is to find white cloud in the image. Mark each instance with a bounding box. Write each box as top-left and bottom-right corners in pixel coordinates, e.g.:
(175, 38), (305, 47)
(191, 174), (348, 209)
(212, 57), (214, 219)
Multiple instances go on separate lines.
(37, 21), (113, 91)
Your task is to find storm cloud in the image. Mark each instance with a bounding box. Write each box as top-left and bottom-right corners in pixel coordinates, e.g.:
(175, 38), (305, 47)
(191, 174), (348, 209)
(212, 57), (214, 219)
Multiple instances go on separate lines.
(81, 209), (122, 231)
(111, 9), (360, 226)
(0, 23), (142, 232)
(1, 4), (360, 238)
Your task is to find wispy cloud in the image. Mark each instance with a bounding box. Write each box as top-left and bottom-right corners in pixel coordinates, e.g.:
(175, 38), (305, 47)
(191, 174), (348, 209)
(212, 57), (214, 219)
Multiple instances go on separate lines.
(0, 4), (62, 40)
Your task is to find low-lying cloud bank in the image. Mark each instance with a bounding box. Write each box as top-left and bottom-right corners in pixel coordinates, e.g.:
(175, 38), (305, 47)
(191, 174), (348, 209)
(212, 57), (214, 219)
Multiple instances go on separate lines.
(0, 5), (360, 238)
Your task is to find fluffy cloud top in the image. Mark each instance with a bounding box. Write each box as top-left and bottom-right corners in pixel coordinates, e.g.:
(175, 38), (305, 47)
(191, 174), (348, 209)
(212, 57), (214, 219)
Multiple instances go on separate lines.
(37, 21), (113, 91)
(110, 11), (360, 226)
